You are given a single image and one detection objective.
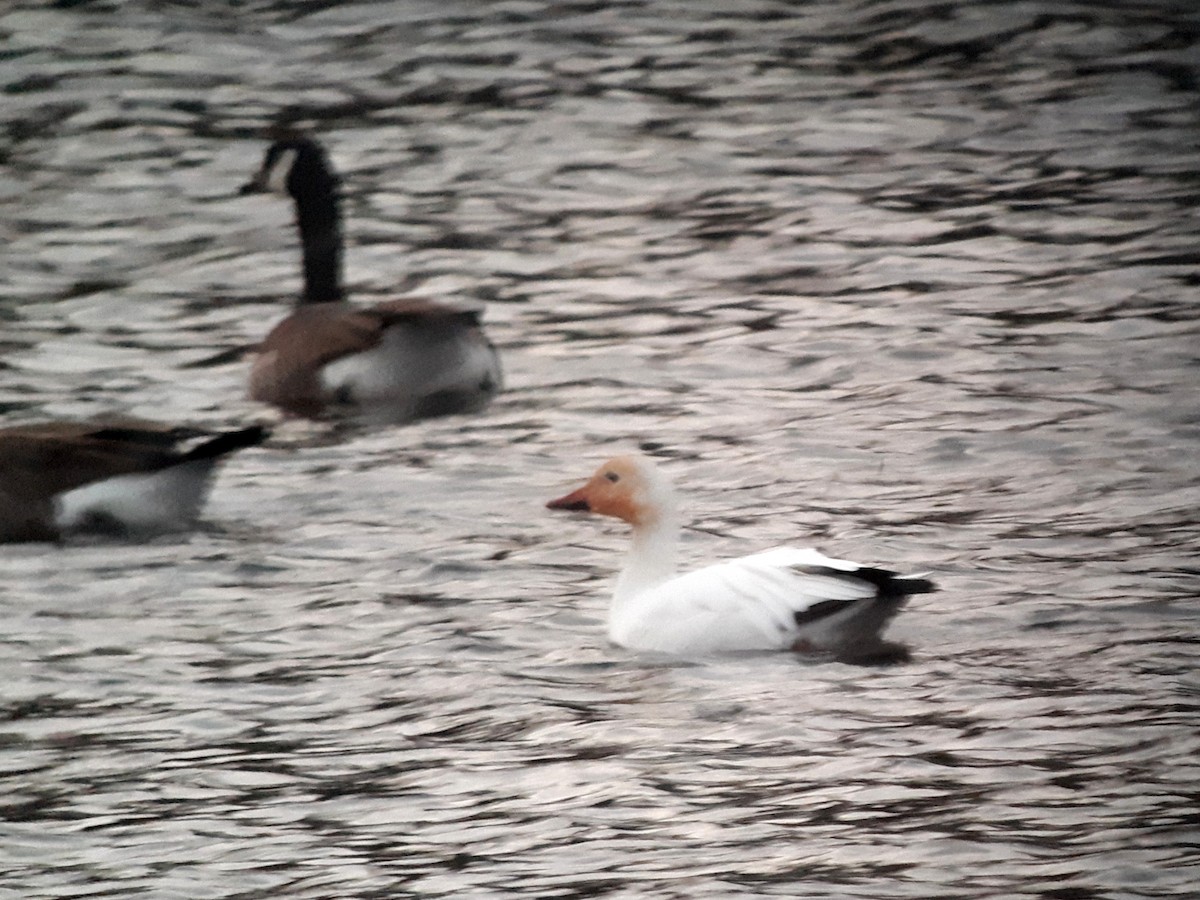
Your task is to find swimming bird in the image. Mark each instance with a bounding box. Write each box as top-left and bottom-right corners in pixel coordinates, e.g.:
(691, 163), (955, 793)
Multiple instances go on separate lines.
(547, 454), (934, 658)
(239, 134), (502, 423)
(0, 420), (267, 543)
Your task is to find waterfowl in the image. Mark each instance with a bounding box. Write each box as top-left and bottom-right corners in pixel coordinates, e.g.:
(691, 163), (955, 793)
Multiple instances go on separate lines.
(0, 420), (267, 543)
(547, 455), (935, 658)
(239, 135), (501, 423)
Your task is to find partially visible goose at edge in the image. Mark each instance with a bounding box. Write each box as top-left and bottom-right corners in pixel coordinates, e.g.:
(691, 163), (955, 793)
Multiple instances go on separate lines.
(0, 420), (267, 543)
(238, 134), (502, 423)
(547, 454), (936, 661)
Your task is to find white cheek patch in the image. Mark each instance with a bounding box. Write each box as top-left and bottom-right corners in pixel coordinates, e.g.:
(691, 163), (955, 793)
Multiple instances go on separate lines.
(265, 148), (297, 194)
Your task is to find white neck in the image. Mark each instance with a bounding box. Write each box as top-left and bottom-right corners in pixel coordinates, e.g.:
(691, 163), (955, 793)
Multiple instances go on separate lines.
(612, 507), (680, 615)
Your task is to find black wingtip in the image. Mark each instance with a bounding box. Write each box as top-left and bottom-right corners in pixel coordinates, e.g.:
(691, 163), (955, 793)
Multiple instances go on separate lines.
(793, 597), (856, 626)
(793, 564), (937, 601)
(185, 425), (270, 461)
(837, 566), (937, 599)
(893, 576), (937, 596)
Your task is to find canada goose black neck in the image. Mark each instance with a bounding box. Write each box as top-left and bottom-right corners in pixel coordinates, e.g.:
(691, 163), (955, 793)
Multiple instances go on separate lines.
(282, 140), (344, 304)
(243, 134), (504, 422)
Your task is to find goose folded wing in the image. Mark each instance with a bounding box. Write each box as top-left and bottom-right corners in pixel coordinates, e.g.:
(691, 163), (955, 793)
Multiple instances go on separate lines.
(0, 423), (181, 494)
(251, 305), (384, 412)
(624, 551), (881, 651)
(257, 305), (384, 366)
(370, 297), (485, 327)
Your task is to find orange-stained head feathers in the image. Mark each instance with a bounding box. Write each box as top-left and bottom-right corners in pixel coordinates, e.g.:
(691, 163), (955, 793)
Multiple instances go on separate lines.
(546, 455), (655, 526)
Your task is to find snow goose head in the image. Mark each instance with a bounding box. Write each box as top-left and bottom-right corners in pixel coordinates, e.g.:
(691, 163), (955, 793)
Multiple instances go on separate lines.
(546, 455), (676, 528)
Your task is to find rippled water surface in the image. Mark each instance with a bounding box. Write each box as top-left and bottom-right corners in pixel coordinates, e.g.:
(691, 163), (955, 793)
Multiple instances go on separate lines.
(2, 1), (1198, 897)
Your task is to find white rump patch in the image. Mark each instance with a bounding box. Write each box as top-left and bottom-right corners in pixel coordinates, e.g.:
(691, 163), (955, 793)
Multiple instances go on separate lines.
(320, 322), (499, 421)
(54, 459), (218, 534)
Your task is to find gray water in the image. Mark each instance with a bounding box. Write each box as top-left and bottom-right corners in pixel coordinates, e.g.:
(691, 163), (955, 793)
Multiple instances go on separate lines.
(1, 1), (1198, 897)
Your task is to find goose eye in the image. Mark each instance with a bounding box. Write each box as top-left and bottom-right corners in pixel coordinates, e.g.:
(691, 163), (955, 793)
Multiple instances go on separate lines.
(604, 471), (620, 483)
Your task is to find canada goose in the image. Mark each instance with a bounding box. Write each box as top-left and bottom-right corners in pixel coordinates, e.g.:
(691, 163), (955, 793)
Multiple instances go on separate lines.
(239, 135), (502, 423)
(0, 420), (267, 543)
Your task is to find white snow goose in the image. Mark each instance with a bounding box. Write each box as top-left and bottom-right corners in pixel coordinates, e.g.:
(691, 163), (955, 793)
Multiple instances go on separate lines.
(547, 454), (934, 660)
(0, 420), (267, 543)
(239, 134), (501, 423)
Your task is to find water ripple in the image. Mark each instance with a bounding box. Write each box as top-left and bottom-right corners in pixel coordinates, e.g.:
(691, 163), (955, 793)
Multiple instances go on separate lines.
(2, 0), (1198, 897)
